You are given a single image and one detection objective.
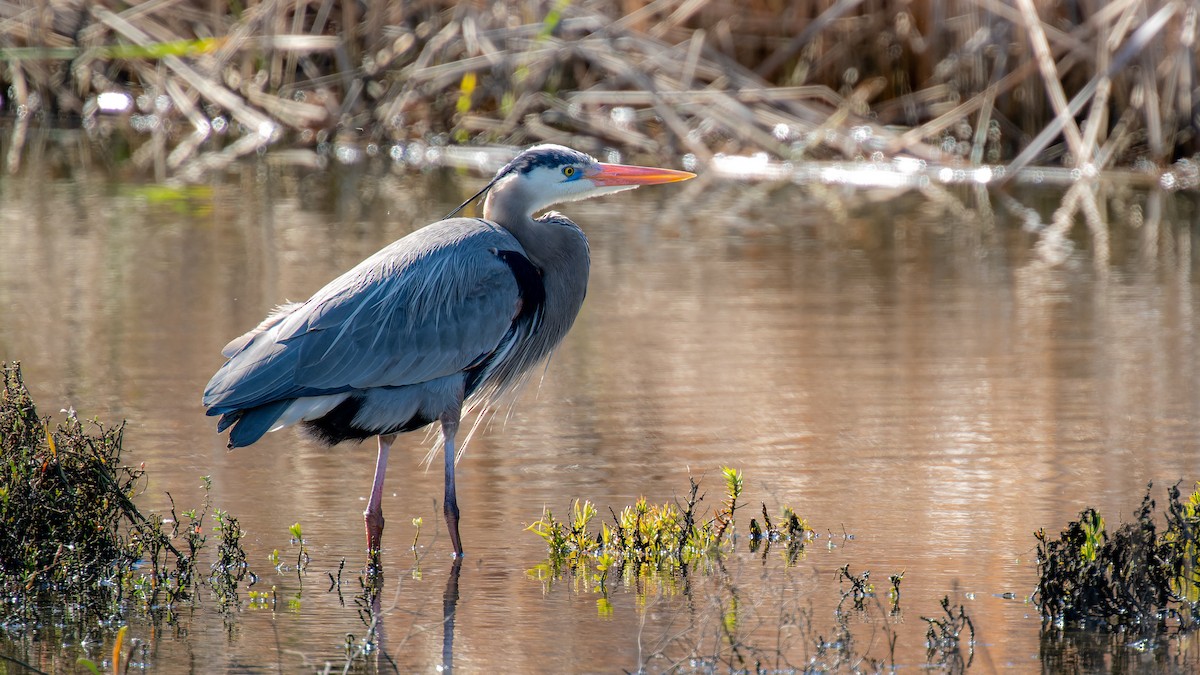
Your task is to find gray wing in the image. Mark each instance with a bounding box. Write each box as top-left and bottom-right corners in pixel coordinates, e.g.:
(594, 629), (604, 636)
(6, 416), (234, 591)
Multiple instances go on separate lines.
(203, 219), (525, 414)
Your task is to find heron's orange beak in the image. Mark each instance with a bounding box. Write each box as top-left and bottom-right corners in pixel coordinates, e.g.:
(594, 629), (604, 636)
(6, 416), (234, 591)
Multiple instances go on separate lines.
(587, 163), (696, 186)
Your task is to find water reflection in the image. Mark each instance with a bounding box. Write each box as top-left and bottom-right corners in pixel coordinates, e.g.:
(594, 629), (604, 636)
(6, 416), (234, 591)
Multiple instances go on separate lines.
(442, 559), (463, 672)
(2, 157), (1200, 671)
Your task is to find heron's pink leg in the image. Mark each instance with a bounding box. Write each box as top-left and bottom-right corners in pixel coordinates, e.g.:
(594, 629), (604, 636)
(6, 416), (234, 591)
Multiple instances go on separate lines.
(440, 410), (464, 557)
(365, 433), (395, 555)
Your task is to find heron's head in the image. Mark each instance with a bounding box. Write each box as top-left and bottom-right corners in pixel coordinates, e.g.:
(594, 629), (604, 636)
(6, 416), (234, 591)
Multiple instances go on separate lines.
(449, 144), (695, 220)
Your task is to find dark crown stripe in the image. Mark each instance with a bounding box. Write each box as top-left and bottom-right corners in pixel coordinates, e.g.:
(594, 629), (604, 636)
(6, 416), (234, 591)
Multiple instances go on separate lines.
(498, 145), (595, 177)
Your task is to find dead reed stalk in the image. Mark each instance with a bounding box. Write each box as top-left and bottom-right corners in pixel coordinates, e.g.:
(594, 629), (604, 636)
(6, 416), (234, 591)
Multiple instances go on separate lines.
(0, 1), (1192, 182)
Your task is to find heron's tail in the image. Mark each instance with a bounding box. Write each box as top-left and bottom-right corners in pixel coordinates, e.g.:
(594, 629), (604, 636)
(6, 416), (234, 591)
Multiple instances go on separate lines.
(217, 400), (291, 448)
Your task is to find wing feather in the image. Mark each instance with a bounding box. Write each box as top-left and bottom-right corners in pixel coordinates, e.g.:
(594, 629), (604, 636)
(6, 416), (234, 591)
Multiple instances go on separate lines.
(203, 219), (526, 414)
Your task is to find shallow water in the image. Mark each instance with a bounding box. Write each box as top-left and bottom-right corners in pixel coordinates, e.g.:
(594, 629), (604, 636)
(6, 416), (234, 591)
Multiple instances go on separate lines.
(3, 159), (1200, 672)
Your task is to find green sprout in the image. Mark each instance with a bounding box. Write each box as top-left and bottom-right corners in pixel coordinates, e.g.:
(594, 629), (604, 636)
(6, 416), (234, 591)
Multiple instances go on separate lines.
(529, 470), (809, 613)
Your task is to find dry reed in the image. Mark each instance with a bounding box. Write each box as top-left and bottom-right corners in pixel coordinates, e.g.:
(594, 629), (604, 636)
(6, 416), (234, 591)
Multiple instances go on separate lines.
(0, 1), (1194, 182)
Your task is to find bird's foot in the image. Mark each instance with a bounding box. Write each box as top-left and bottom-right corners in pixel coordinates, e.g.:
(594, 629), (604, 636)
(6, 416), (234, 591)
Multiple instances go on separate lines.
(364, 508), (385, 556)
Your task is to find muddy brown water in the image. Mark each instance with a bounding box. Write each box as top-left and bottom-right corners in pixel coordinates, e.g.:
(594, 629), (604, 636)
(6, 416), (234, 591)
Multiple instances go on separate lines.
(3, 160), (1200, 672)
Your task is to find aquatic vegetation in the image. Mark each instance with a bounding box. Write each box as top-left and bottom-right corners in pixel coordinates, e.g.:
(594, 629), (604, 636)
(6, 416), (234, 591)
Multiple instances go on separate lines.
(749, 502), (811, 564)
(0, 361), (170, 622)
(528, 468), (813, 592)
(1034, 482), (1200, 634)
(837, 564), (874, 612)
(922, 595), (976, 670)
(209, 509), (252, 609)
(526, 469), (982, 671)
(289, 522), (312, 574)
(0, 362), (256, 629)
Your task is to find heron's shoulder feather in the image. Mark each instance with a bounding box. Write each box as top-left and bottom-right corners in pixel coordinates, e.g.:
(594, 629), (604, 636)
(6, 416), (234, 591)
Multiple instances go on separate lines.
(220, 301), (304, 357)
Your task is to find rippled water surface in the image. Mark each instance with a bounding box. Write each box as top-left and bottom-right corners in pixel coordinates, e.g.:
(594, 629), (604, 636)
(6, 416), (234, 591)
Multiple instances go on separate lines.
(3, 160), (1200, 672)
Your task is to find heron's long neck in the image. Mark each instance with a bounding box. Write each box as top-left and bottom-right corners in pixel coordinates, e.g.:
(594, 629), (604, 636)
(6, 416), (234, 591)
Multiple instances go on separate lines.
(485, 191), (590, 362)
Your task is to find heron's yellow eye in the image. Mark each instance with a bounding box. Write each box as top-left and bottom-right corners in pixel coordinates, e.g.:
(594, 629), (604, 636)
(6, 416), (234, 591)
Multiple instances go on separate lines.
(562, 166), (576, 178)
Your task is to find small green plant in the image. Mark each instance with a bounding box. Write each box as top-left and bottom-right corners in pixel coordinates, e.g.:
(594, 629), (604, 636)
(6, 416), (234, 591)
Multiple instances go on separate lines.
(528, 469), (810, 607)
(749, 502), (814, 564)
(713, 467), (743, 541)
(1079, 508), (1104, 562)
(889, 571), (905, 612)
(1166, 484), (1200, 605)
(529, 483), (721, 580)
(290, 522), (311, 574)
(248, 586), (276, 610)
(209, 509), (253, 608)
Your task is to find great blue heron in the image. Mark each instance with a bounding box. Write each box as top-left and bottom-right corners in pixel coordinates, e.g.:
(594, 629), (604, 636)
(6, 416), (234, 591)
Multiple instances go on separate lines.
(202, 144), (694, 557)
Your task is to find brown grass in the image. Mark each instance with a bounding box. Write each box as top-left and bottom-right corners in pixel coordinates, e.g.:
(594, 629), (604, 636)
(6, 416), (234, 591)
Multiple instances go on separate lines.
(0, 1), (1194, 181)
